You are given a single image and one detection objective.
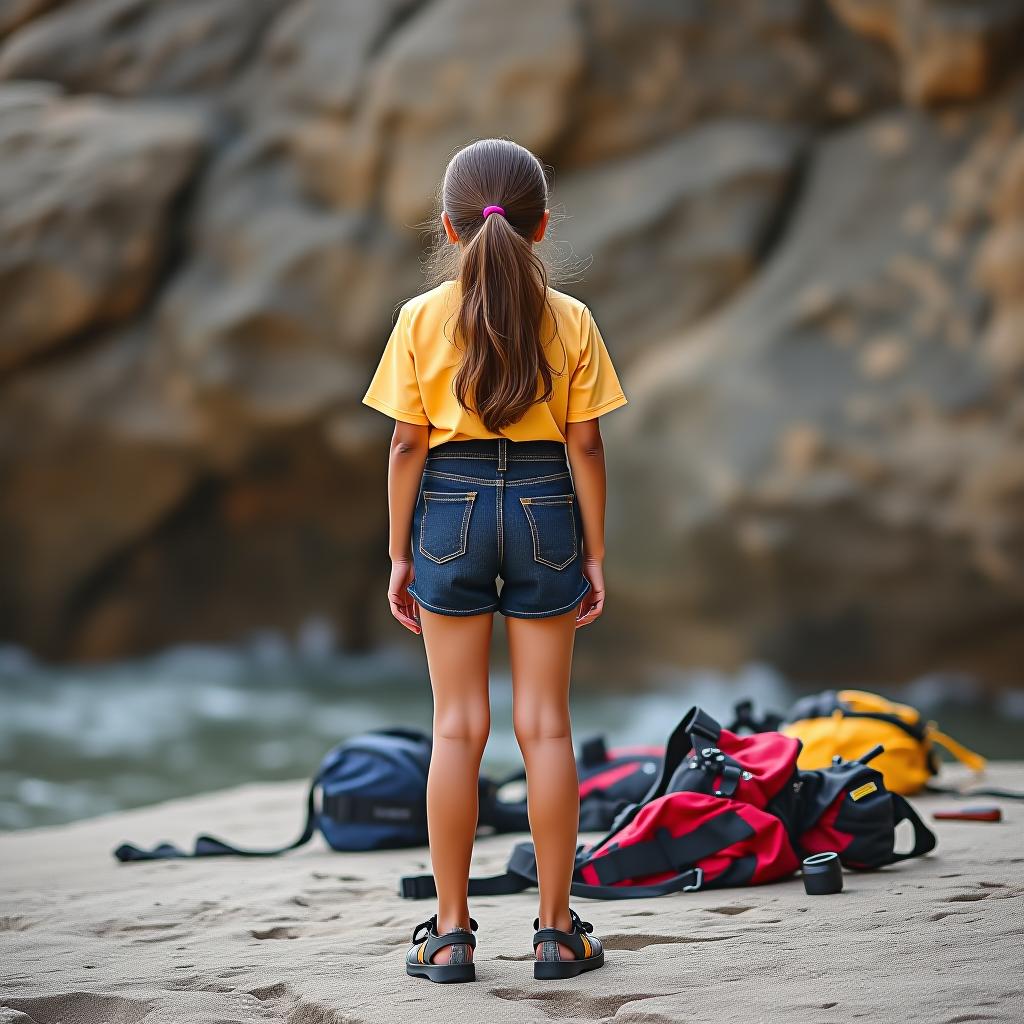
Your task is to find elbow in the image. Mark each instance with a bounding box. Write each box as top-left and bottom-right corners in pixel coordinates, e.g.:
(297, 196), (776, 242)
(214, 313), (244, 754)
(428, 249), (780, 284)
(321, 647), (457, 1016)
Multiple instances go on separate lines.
(390, 423), (430, 458)
(566, 419), (604, 459)
(568, 432), (604, 460)
(392, 439), (425, 457)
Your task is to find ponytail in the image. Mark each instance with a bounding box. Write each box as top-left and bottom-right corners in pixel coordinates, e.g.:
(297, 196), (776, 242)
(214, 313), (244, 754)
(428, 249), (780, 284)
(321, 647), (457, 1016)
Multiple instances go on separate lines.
(438, 139), (555, 434)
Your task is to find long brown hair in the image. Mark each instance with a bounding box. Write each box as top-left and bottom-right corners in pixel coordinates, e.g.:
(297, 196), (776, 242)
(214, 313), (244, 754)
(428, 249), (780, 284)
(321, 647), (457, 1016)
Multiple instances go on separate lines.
(439, 139), (554, 434)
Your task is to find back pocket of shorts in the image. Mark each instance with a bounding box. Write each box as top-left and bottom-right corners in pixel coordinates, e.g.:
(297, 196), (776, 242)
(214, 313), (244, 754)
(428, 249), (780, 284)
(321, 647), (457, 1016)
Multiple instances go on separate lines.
(519, 494), (578, 570)
(420, 491), (476, 564)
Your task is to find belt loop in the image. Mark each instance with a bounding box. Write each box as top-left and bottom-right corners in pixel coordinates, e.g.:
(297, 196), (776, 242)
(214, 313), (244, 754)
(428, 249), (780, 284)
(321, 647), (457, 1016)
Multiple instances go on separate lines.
(497, 438), (507, 472)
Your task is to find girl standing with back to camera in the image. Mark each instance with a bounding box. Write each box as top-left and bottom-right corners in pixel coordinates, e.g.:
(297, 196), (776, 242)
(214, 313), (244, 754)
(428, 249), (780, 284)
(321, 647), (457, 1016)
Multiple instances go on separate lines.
(362, 138), (627, 983)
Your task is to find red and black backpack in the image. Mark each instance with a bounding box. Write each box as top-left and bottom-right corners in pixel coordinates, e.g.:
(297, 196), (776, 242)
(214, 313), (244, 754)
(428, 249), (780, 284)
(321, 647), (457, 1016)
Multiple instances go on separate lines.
(399, 706), (936, 901)
(478, 736), (663, 835)
(575, 736), (664, 831)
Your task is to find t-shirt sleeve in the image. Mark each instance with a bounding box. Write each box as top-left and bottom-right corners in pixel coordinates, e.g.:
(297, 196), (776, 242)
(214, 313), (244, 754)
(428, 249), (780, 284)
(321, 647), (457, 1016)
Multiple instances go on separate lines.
(565, 307), (628, 422)
(361, 304), (430, 425)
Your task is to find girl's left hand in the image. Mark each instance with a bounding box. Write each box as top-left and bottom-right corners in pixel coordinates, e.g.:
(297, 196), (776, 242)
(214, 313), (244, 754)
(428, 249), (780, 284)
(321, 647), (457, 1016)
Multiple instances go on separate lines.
(576, 555), (605, 628)
(388, 558), (421, 634)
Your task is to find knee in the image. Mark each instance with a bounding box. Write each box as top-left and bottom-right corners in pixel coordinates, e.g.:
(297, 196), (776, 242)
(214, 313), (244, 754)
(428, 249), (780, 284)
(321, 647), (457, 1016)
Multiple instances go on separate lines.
(433, 703), (491, 751)
(513, 706), (572, 748)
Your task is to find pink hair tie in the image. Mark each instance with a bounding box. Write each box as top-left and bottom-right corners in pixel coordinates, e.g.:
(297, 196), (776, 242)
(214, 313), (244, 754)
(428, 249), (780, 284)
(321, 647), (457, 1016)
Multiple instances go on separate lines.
(482, 205), (505, 219)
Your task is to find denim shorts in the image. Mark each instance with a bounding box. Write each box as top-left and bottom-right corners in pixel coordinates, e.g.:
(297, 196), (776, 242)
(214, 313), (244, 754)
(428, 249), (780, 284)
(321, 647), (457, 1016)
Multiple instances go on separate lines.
(406, 439), (592, 618)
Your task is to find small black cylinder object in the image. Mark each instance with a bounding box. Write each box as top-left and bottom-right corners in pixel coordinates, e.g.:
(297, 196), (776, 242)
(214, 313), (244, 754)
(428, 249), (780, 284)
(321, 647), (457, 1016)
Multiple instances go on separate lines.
(802, 851), (843, 895)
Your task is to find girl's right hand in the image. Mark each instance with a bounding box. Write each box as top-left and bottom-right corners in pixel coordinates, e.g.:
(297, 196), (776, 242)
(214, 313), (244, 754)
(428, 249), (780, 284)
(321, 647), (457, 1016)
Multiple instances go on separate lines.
(388, 558), (421, 634)
(576, 556), (605, 628)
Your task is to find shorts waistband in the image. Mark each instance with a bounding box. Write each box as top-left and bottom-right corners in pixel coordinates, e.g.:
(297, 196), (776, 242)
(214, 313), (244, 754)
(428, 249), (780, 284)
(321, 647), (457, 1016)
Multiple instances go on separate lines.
(426, 439), (567, 466)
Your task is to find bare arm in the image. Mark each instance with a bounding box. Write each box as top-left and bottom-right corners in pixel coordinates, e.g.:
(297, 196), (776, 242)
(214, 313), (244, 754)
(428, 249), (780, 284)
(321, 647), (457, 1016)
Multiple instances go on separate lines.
(566, 418), (607, 627)
(386, 420), (429, 633)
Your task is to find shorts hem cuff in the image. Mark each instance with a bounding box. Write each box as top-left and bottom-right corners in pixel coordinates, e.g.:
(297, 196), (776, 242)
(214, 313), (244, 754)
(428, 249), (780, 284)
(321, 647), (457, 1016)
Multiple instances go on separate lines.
(499, 578), (592, 619)
(408, 587), (499, 617)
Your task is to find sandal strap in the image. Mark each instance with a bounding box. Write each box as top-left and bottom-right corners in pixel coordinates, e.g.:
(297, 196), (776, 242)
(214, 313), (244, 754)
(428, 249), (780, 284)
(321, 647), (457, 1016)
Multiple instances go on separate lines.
(531, 909), (596, 959)
(411, 915), (479, 958)
(533, 927), (586, 959)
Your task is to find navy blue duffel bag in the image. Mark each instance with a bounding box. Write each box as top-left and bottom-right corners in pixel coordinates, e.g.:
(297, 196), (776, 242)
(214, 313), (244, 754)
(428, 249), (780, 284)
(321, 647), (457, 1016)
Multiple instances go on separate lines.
(114, 728), (496, 861)
(112, 726), (661, 863)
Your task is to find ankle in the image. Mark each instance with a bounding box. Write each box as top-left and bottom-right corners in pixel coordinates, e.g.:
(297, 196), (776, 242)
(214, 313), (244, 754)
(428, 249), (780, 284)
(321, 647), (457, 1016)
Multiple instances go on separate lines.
(436, 913), (472, 933)
(537, 909), (573, 932)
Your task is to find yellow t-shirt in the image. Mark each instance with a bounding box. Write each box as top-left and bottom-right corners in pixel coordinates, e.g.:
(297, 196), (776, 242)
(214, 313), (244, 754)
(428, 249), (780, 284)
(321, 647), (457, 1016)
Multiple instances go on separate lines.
(361, 281), (627, 448)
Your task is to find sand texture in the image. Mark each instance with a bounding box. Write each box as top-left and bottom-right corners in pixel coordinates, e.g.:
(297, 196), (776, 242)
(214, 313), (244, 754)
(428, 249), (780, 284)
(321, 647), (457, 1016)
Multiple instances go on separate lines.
(2, 765), (1022, 1024)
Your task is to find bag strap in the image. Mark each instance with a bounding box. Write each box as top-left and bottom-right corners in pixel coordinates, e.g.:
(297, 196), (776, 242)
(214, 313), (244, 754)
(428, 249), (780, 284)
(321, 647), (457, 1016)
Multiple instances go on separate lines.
(641, 706), (723, 809)
(888, 795), (937, 862)
(530, 837), (706, 900)
(927, 728), (986, 773)
(477, 776), (531, 833)
(400, 869), (533, 899)
(399, 840), (707, 902)
(322, 792), (426, 827)
(585, 812), (755, 886)
(114, 776), (320, 862)
(579, 735), (609, 768)
(728, 700), (783, 734)
(924, 783), (1024, 801)
(827, 709), (928, 742)
(400, 840), (539, 899)
(566, 868), (705, 899)
(115, 767), (435, 861)
(684, 706), (723, 748)
(399, 811), (749, 902)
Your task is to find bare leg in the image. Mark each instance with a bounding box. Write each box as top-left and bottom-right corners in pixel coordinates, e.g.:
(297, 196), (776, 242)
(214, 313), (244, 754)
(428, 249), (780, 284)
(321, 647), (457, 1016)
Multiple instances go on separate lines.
(418, 607), (493, 963)
(506, 609), (580, 960)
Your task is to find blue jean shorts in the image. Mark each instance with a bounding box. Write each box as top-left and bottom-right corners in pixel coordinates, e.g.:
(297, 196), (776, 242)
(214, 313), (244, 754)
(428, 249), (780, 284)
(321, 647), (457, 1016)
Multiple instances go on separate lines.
(406, 439), (592, 618)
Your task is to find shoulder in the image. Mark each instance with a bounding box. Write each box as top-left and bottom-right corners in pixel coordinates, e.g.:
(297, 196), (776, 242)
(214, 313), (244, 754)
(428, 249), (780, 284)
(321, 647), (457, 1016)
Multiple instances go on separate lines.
(545, 288), (596, 357)
(398, 280), (458, 327)
(545, 286), (590, 322)
(545, 287), (594, 337)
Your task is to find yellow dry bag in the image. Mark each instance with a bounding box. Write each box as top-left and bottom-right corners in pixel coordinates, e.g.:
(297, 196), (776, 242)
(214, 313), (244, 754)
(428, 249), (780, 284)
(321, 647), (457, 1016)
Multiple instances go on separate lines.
(780, 690), (986, 796)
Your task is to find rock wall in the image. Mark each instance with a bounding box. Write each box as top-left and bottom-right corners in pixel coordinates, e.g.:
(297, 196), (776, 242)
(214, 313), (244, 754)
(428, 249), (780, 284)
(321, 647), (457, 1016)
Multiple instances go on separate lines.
(0, 0), (1021, 681)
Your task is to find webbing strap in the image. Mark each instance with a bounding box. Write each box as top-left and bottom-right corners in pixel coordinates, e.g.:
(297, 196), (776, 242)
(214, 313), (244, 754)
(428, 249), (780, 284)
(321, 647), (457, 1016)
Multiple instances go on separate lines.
(400, 870), (531, 899)
(322, 793), (426, 826)
(888, 795), (937, 862)
(400, 840), (539, 899)
(925, 783), (1024, 801)
(580, 735), (609, 768)
(928, 729), (986, 773)
(589, 811), (754, 885)
(568, 868), (703, 899)
(684, 707), (723, 747)
(114, 778), (320, 862)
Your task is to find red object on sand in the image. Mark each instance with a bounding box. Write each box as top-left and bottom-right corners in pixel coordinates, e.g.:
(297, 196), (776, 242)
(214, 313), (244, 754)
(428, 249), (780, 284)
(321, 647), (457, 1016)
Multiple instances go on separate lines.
(932, 806), (1002, 822)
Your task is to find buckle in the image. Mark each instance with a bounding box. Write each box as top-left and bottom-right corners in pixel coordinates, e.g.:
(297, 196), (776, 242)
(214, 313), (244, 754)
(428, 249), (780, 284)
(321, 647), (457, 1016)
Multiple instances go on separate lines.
(683, 868), (703, 892)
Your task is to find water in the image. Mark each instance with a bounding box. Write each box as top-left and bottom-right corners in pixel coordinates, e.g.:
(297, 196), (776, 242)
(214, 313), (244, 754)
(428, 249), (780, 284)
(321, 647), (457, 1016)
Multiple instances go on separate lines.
(1, 639), (1020, 832)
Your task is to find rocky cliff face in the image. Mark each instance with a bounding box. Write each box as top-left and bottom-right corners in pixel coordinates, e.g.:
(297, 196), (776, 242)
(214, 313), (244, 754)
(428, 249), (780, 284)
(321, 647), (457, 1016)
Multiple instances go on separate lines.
(0, 0), (1021, 681)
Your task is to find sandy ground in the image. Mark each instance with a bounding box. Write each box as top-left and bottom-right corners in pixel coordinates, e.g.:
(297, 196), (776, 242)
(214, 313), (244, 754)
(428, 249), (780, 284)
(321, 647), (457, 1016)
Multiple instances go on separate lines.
(1, 764), (1022, 1024)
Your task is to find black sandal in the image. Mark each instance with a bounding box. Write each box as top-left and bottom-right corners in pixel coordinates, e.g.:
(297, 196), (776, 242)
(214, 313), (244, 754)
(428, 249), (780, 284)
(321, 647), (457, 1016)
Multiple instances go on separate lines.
(533, 908), (605, 980)
(405, 914), (478, 983)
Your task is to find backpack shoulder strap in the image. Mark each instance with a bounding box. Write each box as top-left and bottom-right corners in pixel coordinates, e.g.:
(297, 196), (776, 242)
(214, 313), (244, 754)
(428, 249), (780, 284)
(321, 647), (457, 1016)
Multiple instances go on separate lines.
(927, 728), (986, 773)
(728, 700), (784, 734)
(888, 795), (937, 862)
(579, 735), (609, 768)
